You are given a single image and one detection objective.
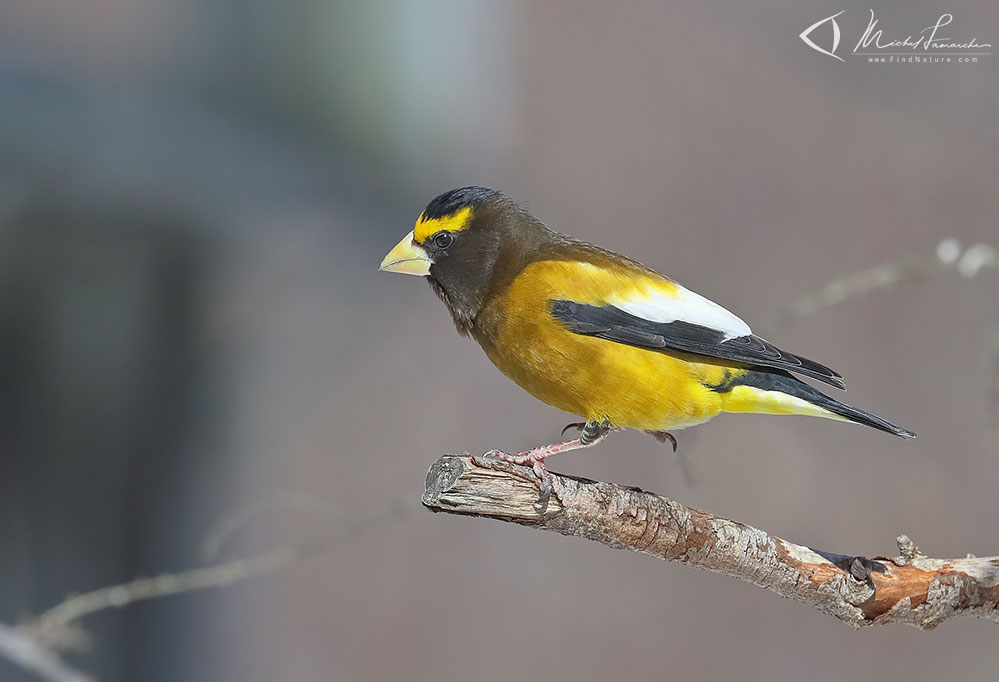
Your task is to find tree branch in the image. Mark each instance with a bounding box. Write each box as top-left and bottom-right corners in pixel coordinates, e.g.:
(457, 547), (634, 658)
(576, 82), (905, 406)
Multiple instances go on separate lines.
(0, 623), (91, 682)
(423, 455), (999, 629)
(31, 547), (308, 632)
(778, 238), (996, 324)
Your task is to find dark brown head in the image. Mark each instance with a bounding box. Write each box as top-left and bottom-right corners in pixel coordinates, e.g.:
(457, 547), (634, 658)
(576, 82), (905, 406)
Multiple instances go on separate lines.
(380, 187), (554, 333)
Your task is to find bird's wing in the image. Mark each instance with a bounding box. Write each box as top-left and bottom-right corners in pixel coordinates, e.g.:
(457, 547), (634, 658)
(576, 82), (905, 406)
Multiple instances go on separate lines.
(548, 277), (846, 390)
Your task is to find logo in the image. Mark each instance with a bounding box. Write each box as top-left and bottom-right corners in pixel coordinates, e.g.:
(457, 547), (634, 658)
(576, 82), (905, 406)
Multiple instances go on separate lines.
(800, 11), (845, 61)
(799, 10), (991, 64)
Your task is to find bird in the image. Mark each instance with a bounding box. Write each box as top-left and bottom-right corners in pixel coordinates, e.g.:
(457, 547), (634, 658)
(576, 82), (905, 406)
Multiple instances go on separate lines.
(380, 186), (915, 509)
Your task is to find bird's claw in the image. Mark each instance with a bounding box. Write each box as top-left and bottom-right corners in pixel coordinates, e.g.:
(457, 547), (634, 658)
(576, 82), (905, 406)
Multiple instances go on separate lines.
(560, 422), (586, 438)
(646, 430), (678, 452)
(479, 448), (554, 514)
(534, 466), (553, 514)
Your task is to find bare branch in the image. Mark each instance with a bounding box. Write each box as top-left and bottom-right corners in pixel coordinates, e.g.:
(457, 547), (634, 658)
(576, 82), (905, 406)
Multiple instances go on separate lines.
(0, 622), (91, 682)
(780, 238), (996, 323)
(31, 545), (318, 633)
(29, 493), (421, 638)
(424, 455), (999, 629)
(4, 497), (421, 681)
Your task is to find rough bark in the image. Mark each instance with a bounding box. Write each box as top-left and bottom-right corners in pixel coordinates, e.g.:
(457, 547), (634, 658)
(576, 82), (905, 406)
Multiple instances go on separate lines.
(423, 455), (999, 629)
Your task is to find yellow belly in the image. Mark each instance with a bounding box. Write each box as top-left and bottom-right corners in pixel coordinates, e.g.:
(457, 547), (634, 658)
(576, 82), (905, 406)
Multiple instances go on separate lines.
(470, 258), (758, 432)
(479, 313), (731, 432)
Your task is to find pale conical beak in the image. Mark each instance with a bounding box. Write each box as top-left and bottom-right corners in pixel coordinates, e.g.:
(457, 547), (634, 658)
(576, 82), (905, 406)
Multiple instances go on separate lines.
(379, 231), (431, 276)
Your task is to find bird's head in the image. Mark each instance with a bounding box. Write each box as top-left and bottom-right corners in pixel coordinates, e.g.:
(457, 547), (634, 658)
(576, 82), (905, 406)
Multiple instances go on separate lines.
(380, 186), (551, 333)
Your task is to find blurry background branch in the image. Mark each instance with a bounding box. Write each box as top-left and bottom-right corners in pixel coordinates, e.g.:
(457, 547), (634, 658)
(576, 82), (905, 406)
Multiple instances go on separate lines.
(31, 546), (316, 634)
(1, 493), (423, 682)
(424, 455), (999, 630)
(0, 623), (91, 682)
(779, 238), (996, 324)
(3, 547), (316, 682)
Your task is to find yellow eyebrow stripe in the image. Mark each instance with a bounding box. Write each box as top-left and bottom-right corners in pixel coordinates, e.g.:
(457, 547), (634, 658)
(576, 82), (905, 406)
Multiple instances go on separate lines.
(413, 206), (473, 243)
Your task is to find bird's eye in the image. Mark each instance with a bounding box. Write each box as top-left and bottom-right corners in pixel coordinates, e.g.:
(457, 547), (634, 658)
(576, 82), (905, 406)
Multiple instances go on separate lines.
(433, 231), (453, 249)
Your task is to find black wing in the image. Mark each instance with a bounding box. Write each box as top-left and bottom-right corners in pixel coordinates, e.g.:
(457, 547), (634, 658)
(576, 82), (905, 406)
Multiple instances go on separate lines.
(550, 300), (846, 390)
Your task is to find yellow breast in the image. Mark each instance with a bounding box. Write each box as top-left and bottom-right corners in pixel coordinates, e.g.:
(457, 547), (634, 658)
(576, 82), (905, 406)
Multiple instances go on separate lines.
(476, 260), (734, 431)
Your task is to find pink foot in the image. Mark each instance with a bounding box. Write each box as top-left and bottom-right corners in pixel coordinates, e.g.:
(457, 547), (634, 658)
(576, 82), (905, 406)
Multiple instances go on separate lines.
(482, 447), (556, 511)
(481, 421), (616, 513)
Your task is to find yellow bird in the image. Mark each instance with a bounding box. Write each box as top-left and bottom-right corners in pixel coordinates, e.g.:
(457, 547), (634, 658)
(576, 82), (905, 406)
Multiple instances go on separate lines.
(381, 187), (914, 506)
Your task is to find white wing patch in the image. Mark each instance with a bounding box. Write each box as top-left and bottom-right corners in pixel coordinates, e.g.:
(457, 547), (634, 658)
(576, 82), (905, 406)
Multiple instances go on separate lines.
(609, 283), (752, 341)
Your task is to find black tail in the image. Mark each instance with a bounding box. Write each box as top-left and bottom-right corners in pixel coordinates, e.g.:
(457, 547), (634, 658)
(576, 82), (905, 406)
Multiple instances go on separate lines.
(721, 368), (916, 439)
(814, 392), (916, 438)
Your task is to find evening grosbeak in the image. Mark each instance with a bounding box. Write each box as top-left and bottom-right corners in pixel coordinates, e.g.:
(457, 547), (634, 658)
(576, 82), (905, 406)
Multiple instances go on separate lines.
(380, 187), (914, 507)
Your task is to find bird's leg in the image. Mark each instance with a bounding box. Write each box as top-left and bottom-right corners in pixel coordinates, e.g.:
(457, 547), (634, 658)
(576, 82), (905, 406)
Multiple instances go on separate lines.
(483, 419), (616, 513)
(645, 430), (678, 452)
(569, 423), (676, 452)
(579, 419), (618, 445)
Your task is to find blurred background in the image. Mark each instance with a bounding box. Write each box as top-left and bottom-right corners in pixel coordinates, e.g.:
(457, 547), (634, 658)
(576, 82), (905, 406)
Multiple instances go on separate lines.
(1, 1), (997, 680)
